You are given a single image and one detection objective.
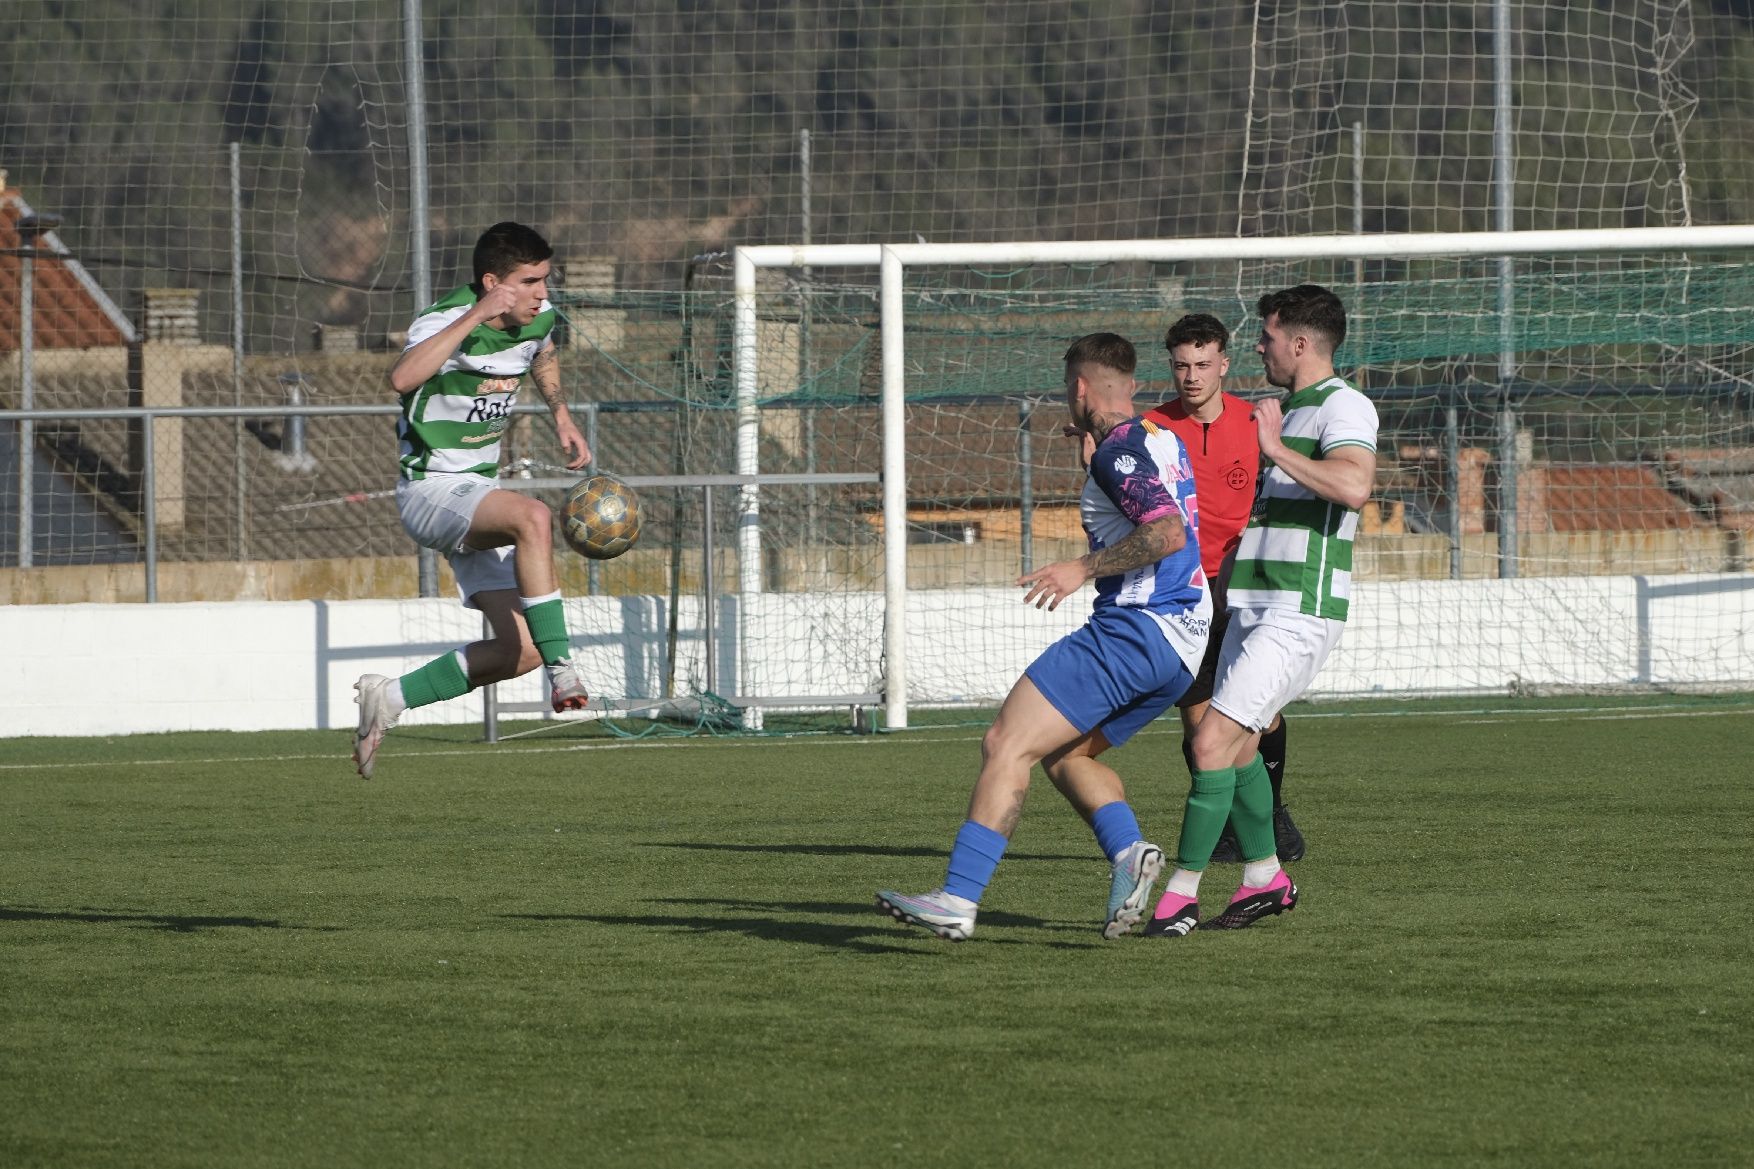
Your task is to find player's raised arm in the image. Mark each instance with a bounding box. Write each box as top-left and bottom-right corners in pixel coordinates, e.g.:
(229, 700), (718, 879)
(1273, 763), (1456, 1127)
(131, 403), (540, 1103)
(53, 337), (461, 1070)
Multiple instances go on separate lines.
(387, 281), (519, 395)
(1252, 396), (1375, 510)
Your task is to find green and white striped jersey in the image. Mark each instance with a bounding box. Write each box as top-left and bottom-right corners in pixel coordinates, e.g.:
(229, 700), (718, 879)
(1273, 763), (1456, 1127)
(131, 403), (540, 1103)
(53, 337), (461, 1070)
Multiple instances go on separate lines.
(1227, 376), (1378, 621)
(396, 285), (556, 480)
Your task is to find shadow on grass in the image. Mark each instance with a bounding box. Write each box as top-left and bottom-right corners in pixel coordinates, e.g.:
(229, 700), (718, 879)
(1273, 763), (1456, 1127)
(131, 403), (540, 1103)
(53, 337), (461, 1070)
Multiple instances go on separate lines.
(639, 840), (1093, 863)
(500, 899), (1101, 953)
(0, 906), (337, 933)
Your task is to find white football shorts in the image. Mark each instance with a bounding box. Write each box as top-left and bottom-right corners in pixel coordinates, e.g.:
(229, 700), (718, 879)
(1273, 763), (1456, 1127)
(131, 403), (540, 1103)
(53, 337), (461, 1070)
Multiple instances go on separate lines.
(1207, 606), (1346, 732)
(396, 476), (518, 609)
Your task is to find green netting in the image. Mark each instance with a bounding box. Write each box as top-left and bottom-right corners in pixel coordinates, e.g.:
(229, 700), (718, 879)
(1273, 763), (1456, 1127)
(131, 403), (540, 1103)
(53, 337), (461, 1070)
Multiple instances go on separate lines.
(596, 255), (1754, 411)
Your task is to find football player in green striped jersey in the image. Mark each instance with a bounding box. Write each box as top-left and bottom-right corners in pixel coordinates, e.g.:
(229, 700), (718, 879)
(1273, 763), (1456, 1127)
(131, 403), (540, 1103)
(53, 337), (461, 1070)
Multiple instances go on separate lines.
(351, 222), (593, 779)
(1143, 313), (1299, 884)
(1154, 284), (1378, 933)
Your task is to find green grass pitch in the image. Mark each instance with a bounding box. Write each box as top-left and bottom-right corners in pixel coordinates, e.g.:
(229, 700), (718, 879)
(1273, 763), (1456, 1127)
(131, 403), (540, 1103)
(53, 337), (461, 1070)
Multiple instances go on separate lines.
(3, 694), (1750, 1168)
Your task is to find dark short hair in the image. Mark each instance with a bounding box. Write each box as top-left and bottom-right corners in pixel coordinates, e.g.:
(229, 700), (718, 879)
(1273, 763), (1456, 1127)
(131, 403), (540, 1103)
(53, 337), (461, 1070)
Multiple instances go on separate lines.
(1257, 284), (1346, 350)
(472, 221), (554, 283)
(1164, 312), (1229, 353)
(1063, 332), (1137, 375)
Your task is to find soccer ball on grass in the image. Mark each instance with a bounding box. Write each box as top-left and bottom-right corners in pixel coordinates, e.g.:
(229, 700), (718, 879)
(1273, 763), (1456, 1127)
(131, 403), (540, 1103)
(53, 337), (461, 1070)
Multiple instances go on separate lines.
(561, 473), (641, 560)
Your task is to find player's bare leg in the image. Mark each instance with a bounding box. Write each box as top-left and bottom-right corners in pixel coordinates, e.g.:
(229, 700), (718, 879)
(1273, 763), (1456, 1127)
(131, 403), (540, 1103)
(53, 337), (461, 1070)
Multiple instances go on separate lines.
(466, 590), (543, 685)
(464, 488), (558, 596)
(1042, 729), (1165, 938)
(964, 675), (1080, 830)
(350, 588), (539, 781)
(463, 489), (589, 711)
(1041, 732), (1122, 820)
(878, 676), (1085, 941)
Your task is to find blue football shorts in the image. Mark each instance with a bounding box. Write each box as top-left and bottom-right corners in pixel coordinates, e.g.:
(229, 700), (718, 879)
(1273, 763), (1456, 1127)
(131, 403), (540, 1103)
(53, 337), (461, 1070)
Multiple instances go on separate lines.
(1025, 605), (1196, 748)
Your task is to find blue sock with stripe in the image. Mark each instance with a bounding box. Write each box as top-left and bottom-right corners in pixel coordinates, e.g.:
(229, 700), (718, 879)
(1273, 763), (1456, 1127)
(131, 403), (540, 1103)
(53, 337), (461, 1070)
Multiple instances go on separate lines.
(1090, 800), (1144, 863)
(942, 820), (1008, 904)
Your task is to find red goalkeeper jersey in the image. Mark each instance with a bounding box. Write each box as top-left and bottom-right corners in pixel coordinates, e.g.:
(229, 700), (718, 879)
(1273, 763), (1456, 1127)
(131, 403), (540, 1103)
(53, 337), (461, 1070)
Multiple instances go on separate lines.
(1143, 392), (1259, 591)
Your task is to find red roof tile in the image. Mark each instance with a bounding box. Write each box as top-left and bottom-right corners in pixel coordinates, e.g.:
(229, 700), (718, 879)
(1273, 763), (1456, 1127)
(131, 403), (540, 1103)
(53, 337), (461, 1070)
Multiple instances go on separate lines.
(0, 190), (136, 351)
(1526, 464), (1702, 532)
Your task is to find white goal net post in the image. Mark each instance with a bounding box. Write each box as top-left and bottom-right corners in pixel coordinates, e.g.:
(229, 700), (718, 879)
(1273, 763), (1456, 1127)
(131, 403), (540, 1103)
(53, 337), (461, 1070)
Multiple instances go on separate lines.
(735, 225), (1754, 729)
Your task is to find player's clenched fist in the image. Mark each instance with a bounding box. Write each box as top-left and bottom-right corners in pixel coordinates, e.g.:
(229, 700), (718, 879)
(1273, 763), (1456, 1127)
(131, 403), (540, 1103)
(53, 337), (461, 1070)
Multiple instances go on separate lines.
(474, 280), (521, 323)
(1251, 395), (1286, 460)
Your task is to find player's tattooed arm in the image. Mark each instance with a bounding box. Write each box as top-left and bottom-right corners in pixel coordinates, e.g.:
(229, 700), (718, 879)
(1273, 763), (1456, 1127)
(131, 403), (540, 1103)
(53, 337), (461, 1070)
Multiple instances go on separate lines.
(532, 344), (592, 470)
(530, 344), (566, 413)
(1017, 512), (1186, 610)
(1080, 512), (1186, 577)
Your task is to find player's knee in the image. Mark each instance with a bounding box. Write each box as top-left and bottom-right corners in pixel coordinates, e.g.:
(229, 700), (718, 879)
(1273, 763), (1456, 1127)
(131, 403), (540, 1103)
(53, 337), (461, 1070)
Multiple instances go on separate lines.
(509, 495), (553, 547)
(980, 720), (1036, 767)
(1188, 719), (1223, 766)
(979, 722), (1005, 764)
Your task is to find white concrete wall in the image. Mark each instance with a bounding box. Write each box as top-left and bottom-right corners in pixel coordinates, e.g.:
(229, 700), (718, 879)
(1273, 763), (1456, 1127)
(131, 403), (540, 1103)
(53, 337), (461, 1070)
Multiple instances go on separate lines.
(3, 572), (1751, 738)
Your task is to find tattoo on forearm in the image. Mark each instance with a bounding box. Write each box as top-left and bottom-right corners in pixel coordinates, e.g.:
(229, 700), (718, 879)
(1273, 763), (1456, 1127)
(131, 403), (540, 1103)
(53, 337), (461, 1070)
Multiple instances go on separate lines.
(1081, 514), (1184, 577)
(530, 346), (565, 411)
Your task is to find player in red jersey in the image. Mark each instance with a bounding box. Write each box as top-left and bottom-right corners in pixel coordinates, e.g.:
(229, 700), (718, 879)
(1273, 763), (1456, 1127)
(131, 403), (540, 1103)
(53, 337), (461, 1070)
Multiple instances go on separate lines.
(1140, 314), (1304, 893)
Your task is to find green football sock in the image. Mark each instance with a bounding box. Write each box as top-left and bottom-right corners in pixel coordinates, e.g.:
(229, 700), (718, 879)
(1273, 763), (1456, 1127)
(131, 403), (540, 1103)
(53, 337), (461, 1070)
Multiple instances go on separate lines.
(1176, 766), (1237, 870)
(1231, 753), (1277, 862)
(399, 650), (471, 710)
(520, 596), (572, 666)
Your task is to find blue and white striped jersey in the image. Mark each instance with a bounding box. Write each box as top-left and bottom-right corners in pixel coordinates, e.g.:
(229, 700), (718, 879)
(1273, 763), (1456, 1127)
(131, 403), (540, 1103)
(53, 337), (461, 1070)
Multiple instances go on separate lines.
(1081, 416), (1213, 668)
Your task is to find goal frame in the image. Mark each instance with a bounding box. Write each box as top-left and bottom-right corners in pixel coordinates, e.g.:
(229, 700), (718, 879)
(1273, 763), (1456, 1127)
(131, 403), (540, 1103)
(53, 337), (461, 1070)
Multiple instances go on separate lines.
(734, 225), (1754, 729)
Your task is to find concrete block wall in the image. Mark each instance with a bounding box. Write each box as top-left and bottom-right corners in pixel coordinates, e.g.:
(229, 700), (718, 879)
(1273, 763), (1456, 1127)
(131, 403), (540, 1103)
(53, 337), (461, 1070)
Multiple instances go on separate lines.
(4, 573), (1751, 738)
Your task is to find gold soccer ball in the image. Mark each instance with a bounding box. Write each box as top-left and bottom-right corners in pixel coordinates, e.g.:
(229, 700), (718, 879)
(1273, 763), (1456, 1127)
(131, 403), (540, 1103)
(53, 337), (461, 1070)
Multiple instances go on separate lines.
(561, 474), (642, 560)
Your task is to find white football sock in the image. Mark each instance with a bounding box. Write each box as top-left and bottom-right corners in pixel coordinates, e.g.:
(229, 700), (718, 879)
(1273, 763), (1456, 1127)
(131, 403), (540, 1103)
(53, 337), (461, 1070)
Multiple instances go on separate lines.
(1242, 857), (1283, 888)
(1165, 867), (1202, 898)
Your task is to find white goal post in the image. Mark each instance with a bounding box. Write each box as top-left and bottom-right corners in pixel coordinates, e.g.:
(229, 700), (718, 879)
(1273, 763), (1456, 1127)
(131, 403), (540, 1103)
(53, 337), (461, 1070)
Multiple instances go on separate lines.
(735, 226), (1754, 729)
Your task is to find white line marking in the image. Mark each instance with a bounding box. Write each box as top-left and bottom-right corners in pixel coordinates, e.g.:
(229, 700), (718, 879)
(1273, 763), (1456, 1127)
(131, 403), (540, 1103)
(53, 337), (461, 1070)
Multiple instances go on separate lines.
(4, 700), (1749, 773)
(0, 730), (985, 772)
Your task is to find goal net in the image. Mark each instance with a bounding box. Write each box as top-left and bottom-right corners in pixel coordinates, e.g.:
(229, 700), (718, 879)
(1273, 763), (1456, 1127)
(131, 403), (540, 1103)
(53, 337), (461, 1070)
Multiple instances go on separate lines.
(726, 232), (1754, 724)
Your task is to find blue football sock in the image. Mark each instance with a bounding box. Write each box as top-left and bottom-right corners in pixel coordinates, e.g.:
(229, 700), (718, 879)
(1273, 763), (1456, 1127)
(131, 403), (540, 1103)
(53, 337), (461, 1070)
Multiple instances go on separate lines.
(942, 820), (1008, 904)
(1090, 800), (1144, 863)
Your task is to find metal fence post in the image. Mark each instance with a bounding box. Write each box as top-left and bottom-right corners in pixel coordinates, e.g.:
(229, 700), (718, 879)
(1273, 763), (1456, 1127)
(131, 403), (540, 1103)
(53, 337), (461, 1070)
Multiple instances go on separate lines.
(142, 408), (158, 602)
(16, 225), (34, 570)
(1018, 398), (1034, 575)
(702, 483), (716, 697)
(405, 0), (437, 599)
(1446, 395), (1462, 580)
(15, 213), (60, 568)
(231, 142), (248, 561)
